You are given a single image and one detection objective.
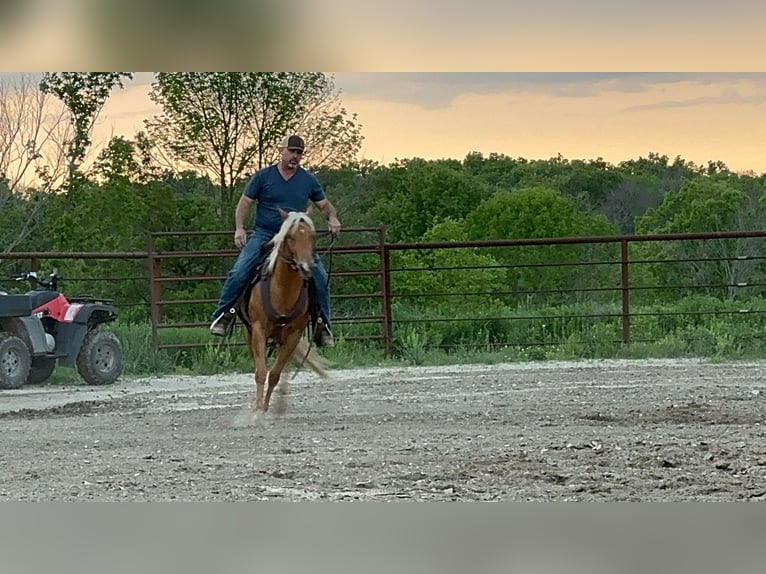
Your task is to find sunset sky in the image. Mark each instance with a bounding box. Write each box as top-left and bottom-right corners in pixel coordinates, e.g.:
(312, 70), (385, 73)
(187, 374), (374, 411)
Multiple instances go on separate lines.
(2, 0), (764, 175)
(98, 72), (766, 175)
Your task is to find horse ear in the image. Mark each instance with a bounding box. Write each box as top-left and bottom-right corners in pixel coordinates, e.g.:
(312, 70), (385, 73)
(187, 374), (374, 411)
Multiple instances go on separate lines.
(278, 207), (289, 220)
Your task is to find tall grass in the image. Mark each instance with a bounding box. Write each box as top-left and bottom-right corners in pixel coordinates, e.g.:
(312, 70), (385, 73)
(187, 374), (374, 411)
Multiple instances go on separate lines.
(36, 295), (766, 385)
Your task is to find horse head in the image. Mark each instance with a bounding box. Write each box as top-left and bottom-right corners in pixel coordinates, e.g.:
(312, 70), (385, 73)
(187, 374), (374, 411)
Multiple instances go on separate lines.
(270, 208), (316, 280)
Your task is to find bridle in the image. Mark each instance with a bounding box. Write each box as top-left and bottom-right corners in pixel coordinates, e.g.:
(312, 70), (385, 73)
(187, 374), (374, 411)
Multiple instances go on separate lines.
(278, 222), (315, 279)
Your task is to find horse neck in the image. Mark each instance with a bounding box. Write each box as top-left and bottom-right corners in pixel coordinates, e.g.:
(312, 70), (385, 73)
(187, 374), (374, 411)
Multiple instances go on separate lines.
(268, 250), (306, 311)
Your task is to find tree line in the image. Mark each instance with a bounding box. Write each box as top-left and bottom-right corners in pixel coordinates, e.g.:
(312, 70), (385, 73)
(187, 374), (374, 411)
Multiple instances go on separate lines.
(3, 72), (766, 323)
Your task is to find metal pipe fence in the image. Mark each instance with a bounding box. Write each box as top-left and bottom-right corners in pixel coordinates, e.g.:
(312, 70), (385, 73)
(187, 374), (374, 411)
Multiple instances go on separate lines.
(3, 228), (766, 355)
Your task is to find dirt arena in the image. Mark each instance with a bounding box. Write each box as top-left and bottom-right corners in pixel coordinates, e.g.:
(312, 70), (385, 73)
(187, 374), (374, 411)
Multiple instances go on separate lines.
(1, 359), (765, 501)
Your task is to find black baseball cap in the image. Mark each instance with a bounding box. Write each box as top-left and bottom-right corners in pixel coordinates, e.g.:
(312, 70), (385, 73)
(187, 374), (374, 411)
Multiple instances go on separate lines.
(280, 134), (305, 151)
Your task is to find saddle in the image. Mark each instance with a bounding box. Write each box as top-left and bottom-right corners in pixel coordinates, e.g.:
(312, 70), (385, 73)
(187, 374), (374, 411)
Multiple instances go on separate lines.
(233, 242), (321, 341)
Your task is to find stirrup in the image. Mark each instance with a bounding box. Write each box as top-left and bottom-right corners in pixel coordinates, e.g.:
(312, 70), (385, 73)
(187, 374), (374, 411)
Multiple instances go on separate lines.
(210, 309), (236, 336)
(318, 329), (335, 348)
(314, 319), (334, 348)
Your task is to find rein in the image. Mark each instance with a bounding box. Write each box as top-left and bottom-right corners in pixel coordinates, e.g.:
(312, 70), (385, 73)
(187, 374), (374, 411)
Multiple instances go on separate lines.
(289, 231), (335, 380)
(316, 231), (336, 288)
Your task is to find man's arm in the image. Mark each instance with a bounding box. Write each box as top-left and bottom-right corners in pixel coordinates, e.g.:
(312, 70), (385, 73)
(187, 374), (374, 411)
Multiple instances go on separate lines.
(234, 195), (254, 249)
(315, 198), (341, 237)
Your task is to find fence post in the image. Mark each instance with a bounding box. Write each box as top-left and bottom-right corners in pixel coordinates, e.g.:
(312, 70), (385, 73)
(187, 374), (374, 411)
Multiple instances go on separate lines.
(620, 238), (631, 344)
(29, 257), (39, 288)
(380, 232), (393, 356)
(147, 234), (162, 352)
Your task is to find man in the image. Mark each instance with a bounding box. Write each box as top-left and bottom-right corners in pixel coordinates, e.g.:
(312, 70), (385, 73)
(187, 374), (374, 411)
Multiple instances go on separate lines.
(209, 134), (340, 347)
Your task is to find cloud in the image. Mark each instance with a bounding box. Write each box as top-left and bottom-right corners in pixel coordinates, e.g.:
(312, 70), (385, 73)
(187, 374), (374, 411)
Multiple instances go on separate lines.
(333, 73), (640, 108)
(333, 73), (766, 110)
(625, 92), (766, 112)
(618, 74), (766, 111)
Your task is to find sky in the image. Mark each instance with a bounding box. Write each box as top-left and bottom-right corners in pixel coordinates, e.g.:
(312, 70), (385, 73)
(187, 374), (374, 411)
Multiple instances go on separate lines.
(95, 72), (766, 174)
(1, 0), (764, 174)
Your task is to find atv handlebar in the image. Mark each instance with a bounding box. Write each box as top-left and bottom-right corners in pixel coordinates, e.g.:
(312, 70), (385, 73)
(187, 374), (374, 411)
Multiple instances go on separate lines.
(15, 270), (58, 290)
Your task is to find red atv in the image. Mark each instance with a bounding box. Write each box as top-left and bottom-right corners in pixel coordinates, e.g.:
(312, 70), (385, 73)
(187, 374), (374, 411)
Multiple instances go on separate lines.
(0, 270), (124, 389)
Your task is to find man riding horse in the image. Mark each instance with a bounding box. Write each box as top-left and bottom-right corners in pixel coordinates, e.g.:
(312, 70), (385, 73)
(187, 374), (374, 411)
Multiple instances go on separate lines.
(209, 134), (339, 347)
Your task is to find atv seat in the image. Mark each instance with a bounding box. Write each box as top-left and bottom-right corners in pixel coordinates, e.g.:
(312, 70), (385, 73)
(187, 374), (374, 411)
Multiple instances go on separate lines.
(26, 290), (60, 309)
(0, 291), (60, 317)
(0, 294), (33, 317)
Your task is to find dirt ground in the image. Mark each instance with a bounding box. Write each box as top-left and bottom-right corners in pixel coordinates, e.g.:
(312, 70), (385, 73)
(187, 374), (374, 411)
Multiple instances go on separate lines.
(1, 358), (765, 501)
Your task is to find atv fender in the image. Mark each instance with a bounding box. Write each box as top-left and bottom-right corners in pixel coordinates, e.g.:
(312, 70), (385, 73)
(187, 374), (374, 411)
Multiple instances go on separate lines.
(54, 322), (89, 367)
(0, 316), (46, 354)
(72, 303), (118, 326)
(0, 317), (26, 341)
(56, 304), (117, 367)
(17, 316), (50, 354)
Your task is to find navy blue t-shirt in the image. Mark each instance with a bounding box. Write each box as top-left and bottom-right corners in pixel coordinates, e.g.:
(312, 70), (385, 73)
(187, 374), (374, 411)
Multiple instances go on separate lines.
(243, 165), (326, 232)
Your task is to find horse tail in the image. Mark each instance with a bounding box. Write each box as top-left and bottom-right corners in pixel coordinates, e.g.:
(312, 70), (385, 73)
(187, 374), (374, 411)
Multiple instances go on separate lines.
(292, 338), (332, 381)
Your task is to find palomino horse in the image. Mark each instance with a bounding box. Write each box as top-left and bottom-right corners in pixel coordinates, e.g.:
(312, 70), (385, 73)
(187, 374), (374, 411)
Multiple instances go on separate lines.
(241, 208), (330, 413)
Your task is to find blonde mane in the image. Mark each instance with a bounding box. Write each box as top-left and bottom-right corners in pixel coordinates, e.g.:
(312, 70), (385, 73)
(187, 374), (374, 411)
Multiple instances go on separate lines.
(266, 211), (315, 275)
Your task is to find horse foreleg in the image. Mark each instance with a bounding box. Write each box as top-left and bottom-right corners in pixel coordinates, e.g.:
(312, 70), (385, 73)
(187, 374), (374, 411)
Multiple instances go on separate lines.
(263, 332), (302, 412)
(251, 328), (269, 412)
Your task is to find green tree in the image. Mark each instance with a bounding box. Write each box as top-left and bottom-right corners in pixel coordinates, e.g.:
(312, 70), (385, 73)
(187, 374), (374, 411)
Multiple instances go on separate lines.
(464, 187), (619, 304)
(554, 157), (624, 211)
(506, 155), (624, 211)
(635, 178), (766, 299)
(465, 186), (617, 241)
(90, 134), (161, 185)
(0, 180), (50, 255)
(39, 72), (133, 182)
(371, 158), (493, 242)
(462, 152), (526, 190)
(390, 218), (511, 349)
(599, 179), (665, 234)
(392, 218), (506, 307)
(145, 72), (363, 214)
(314, 160), (385, 230)
(617, 152), (701, 194)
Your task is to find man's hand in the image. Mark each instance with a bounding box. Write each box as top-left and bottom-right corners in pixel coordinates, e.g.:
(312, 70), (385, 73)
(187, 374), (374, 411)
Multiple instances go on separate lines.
(327, 216), (341, 238)
(234, 228), (248, 249)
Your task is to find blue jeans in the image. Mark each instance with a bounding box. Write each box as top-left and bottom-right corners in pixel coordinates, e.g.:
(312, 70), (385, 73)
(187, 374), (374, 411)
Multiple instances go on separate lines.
(212, 229), (332, 329)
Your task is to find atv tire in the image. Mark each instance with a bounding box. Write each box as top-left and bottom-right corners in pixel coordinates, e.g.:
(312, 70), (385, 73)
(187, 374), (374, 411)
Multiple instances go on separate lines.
(76, 329), (123, 385)
(0, 332), (32, 389)
(27, 357), (57, 385)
